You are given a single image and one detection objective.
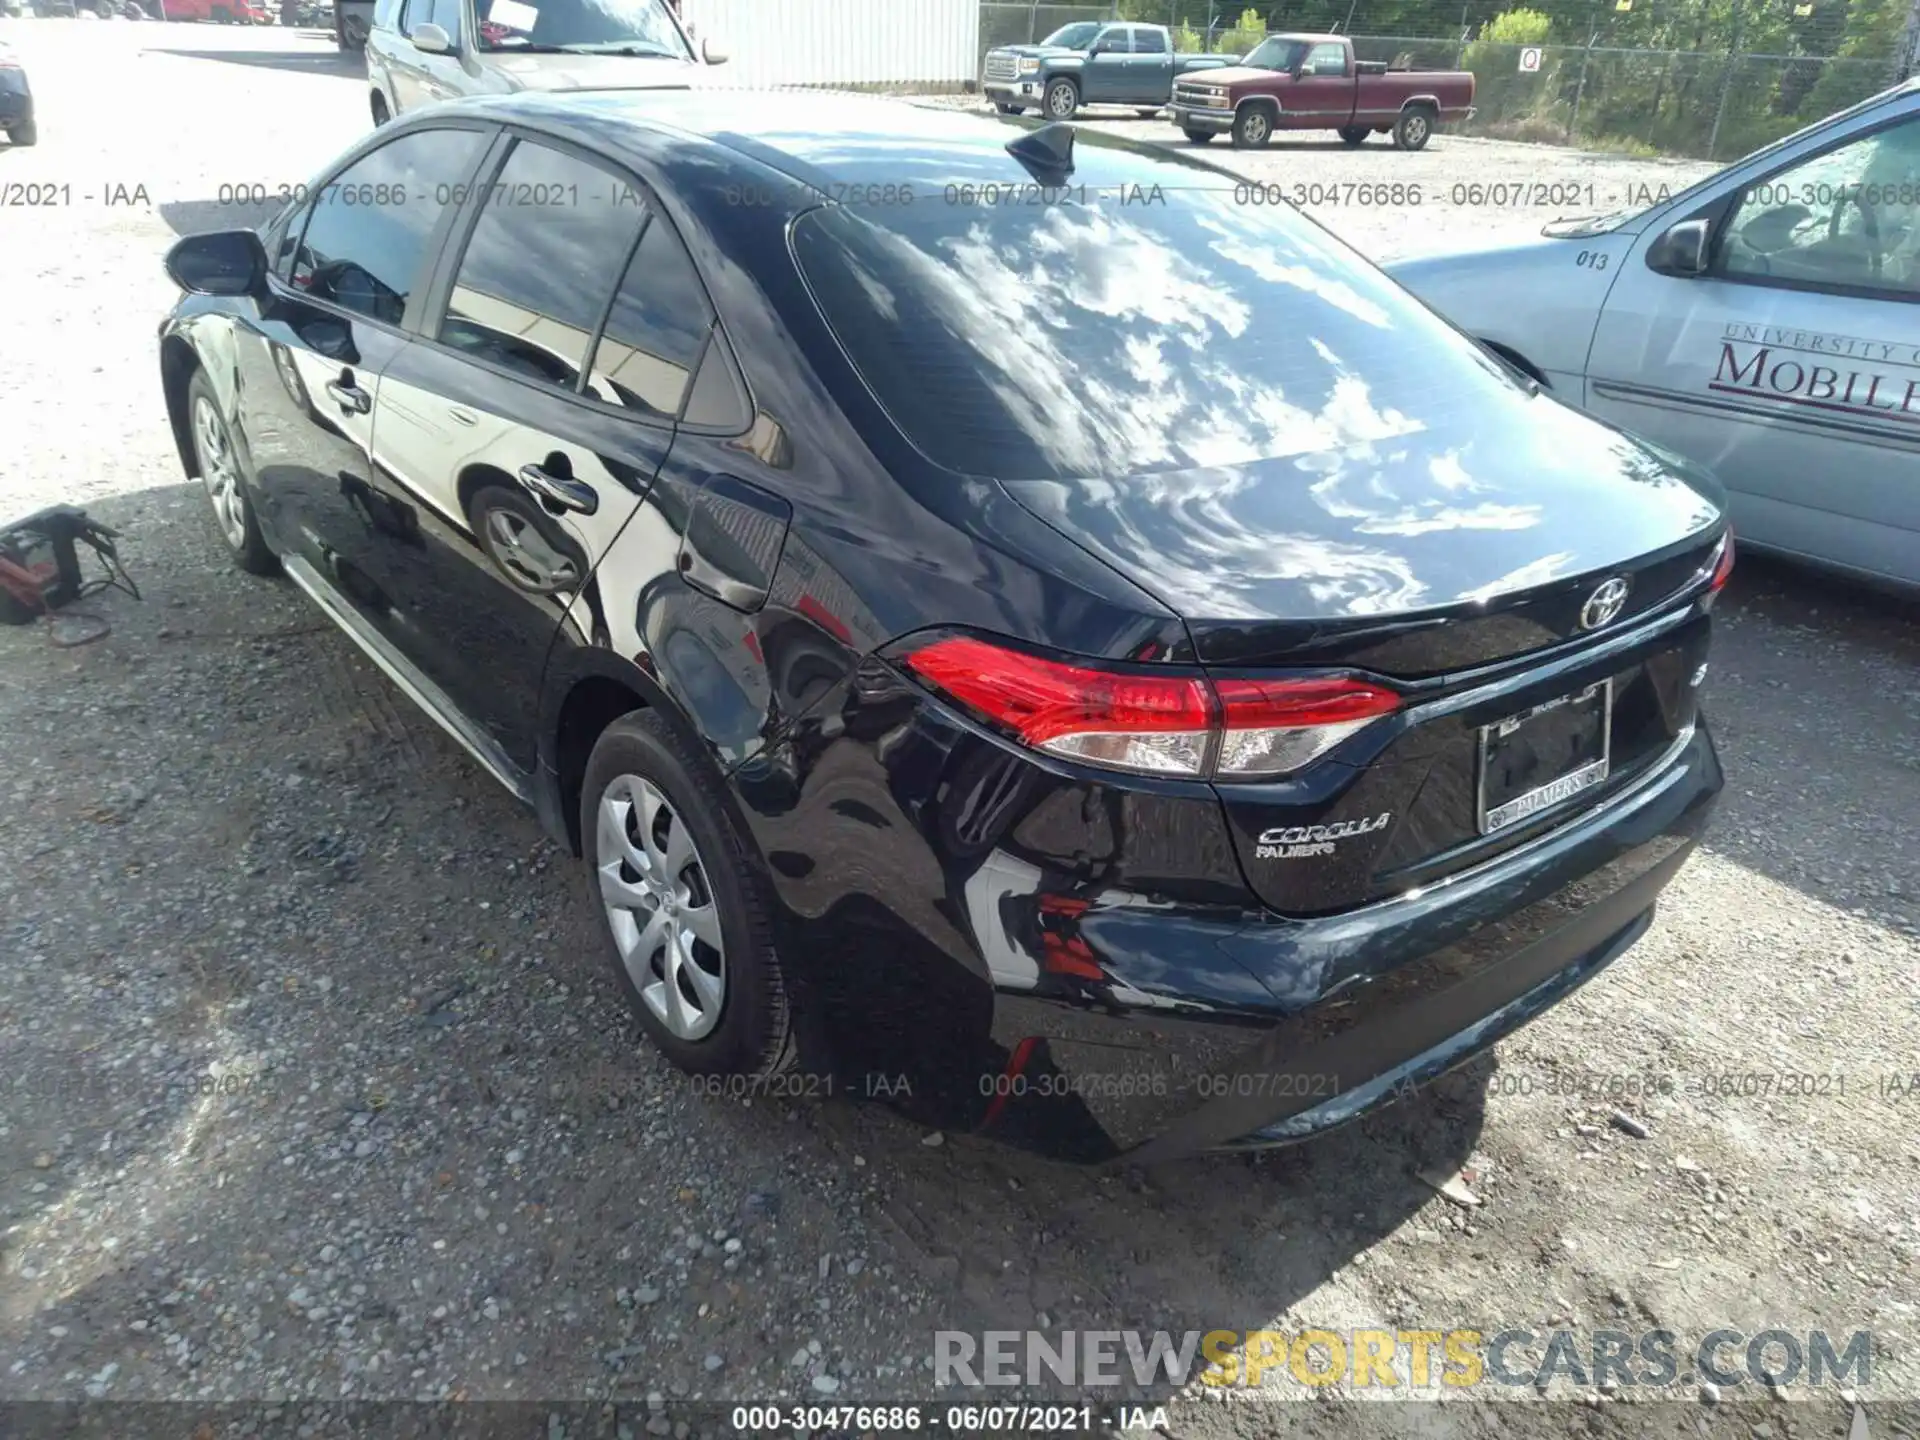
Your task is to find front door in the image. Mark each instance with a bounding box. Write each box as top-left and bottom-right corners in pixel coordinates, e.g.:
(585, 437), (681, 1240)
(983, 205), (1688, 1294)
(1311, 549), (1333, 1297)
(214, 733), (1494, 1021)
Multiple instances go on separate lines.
(1081, 25), (1131, 103)
(238, 124), (491, 606)
(1585, 107), (1920, 585)
(1283, 40), (1354, 129)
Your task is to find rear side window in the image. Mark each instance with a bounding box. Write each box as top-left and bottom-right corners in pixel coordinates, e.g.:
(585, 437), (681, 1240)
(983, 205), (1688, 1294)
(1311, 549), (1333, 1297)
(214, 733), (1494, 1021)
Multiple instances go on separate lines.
(583, 216), (717, 419)
(1134, 27), (1166, 53)
(791, 189), (1529, 481)
(291, 127), (484, 325)
(437, 140), (647, 394)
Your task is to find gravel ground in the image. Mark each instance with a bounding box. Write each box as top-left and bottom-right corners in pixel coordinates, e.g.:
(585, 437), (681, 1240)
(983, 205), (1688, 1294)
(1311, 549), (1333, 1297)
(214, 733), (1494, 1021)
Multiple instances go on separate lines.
(1, 21), (1917, 1439)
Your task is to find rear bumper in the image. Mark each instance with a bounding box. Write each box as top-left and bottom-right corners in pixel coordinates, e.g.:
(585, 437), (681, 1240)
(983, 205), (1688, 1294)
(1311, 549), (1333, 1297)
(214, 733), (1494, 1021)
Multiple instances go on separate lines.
(975, 721), (1722, 1164)
(1168, 102), (1235, 131)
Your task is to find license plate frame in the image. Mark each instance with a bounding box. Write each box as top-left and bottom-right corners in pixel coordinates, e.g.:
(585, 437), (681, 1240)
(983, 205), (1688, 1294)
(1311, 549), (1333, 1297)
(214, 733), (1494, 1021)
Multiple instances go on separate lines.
(1476, 678), (1613, 836)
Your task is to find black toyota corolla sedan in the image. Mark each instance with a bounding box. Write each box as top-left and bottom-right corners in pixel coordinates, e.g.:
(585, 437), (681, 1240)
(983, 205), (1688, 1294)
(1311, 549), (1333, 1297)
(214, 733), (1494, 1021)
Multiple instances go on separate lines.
(159, 92), (1729, 1164)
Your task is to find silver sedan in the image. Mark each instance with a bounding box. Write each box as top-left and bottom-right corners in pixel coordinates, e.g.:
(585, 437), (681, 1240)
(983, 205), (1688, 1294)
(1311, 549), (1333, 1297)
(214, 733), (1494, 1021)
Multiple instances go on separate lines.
(1389, 77), (1920, 592)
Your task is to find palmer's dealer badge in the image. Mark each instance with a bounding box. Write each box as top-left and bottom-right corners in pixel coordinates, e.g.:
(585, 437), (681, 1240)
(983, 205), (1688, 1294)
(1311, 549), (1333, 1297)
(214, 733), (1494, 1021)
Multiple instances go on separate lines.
(1713, 323), (1920, 428)
(1256, 812), (1392, 860)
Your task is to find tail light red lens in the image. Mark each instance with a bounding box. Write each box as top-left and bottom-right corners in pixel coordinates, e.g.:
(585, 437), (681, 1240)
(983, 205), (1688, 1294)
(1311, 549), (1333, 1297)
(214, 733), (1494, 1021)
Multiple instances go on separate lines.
(898, 635), (1398, 780)
(1708, 529), (1735, 592)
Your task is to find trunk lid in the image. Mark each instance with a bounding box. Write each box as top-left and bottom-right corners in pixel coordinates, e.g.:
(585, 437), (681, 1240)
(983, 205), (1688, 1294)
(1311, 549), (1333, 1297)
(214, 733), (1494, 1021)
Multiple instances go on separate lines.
(1000, 403), (1724, 915)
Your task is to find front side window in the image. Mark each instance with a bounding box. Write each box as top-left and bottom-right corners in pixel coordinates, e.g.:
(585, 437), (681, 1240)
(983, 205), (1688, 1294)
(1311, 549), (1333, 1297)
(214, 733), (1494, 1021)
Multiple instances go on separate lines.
(1090, 26), (1129, 53)
(438, 141), (647, 392)
(474, 0), (688, 57)
(291, 127), (484, 324)
(582, 213), (716, 417)
(427, 0), (462, 41)
(1717, 114), (1920, 296)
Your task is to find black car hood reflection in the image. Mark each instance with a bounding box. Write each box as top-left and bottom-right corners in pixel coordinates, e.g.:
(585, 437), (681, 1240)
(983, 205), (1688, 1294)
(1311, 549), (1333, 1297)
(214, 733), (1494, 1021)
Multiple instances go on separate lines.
(998, 397), (1723, 638)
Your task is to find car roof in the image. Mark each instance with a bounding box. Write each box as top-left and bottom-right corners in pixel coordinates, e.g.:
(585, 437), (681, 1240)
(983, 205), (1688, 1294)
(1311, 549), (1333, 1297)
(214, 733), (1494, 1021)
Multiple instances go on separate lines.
(448, 89), (1239, 194)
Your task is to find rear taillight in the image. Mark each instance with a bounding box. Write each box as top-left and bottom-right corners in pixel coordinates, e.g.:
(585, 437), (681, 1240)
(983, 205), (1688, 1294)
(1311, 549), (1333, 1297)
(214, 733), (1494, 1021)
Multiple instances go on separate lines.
(1708, 529), (1735, 592)
(897, 634), (1398, 780)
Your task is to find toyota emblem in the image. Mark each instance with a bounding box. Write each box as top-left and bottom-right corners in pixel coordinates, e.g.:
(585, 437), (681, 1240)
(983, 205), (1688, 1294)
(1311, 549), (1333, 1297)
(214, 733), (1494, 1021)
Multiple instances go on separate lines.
(1579, 576), (1631, 630)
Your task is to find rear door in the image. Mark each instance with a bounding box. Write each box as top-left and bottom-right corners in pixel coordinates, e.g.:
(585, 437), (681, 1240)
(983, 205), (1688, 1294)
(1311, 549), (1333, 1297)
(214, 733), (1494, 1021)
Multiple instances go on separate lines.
(1585, 105), (1920, 585)
(1282, 40), (1356, 129)
(1126, 25), (1171, 104)
(360, 128), (719, 771)
(1082, 25), (1131, 103)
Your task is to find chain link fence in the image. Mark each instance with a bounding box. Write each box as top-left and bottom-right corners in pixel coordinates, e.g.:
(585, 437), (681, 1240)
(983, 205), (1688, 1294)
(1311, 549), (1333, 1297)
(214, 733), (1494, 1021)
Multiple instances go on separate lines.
(982, 0), (1917, 160)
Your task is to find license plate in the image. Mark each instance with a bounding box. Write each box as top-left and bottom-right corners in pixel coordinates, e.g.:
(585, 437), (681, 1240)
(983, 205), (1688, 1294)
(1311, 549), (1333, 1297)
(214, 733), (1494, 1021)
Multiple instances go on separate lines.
(1476, 679), (1612, 835)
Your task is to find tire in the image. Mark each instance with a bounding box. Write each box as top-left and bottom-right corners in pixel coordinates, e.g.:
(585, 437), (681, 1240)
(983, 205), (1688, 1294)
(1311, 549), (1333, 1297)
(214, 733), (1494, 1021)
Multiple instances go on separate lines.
(370, 90), (390, 125)
(1182, 127), (1213, 144)
(993, 101), (1021, 115)
(338, 12), (365, 46)
(1230, 103), (1274, 149)
(212, 4), (231, 18)
(1393, 105), (1435, 151)
(582, 711), (796, 1080)
(186, 370), (278, 576)
(8, 122), (36, 147)
(1338, 124), (1369, 146)
(1135, 106), (1161, 118)
(1042, 76), (1078, 121)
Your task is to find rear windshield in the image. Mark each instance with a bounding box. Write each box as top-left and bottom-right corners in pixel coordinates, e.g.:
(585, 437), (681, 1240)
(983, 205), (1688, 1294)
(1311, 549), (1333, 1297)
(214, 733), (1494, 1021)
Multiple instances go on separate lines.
(792, 187), (1525, 482)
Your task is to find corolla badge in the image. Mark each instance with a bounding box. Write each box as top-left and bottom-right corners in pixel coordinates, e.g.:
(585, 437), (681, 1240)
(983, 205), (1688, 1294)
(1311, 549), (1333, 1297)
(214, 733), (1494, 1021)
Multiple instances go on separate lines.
(1256, 812), (1392, 860)
(1579, 576), (1631, 631)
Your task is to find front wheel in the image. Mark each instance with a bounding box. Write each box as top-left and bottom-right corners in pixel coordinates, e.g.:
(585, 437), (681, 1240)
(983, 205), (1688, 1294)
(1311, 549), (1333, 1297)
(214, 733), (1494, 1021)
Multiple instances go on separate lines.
(1135, 106), (1161, 118)
(583, 712), (796, 1079)
(993, 101), (1022, 115)
(1042, 77), (1078, 121)
(1393, 106), (1435, 151)
(1182, 127), (1213, 144)
(1338, 124), (1369, 146)
(7, 121), (36, 147)
(370, 90), (390, 125)
(1231, 105), (1274, 148)
(186, 371), (278, 576)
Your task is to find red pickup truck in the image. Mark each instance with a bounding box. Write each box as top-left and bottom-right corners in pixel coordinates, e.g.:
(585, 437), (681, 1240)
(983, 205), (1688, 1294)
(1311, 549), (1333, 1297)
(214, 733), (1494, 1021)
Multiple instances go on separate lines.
(1168, 33), (1474, 150)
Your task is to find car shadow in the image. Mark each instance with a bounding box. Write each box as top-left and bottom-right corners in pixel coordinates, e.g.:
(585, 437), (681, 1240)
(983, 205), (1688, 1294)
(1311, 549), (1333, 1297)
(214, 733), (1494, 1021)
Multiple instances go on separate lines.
(145, 43), (359, 74)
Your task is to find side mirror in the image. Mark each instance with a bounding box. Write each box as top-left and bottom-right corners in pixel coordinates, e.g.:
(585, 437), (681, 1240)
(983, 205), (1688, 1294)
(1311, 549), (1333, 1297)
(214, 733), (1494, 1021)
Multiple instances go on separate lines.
(1648, 218), (1712, 276)
(410, 19), (450, 51)
(701, 35), (727, 64)
(165, 229), (267, 297)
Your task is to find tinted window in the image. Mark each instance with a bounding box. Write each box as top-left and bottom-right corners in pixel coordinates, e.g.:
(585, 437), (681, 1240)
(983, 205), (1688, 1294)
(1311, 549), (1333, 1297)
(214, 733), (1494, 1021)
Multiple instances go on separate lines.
(474, 0), (687, 56)
(1303, 41), (1346, 74)
(438, 142), (646, 392)
(1091, 26), (1128, 53)
(583, 215), (714, 417)
(1134, 27), (1167, 53)
(1718, 115), (1920, 296)
(792, 189), (1528, 481)
(292, 128), (483, 325)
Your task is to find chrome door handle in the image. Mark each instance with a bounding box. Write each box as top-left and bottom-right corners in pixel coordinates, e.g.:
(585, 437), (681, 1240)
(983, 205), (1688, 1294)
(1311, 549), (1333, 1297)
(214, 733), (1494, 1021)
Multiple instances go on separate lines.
(326, 377), (372, 414)
(518, 464), (598, 516)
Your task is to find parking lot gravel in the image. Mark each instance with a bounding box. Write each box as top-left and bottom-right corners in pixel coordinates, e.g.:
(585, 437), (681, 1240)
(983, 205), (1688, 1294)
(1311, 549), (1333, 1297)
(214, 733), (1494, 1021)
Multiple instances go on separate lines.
(1, 22), (1916, 1439)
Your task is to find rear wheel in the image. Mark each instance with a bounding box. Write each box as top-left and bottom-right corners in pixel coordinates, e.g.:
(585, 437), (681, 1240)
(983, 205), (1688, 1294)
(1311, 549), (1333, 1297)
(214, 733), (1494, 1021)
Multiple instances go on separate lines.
(583, 711), (796, 1079)
(1135, 106), (1161, 118)
(7, 122), (36, 147)
(1182, 127), (1213, 144)
(1338, 124), (1369, 145)
(993, 101), (1022, 115)
(1230, 104), (1274, 148)
(1043, 76), (1078, 121)
(1393, 105), (1435, 150)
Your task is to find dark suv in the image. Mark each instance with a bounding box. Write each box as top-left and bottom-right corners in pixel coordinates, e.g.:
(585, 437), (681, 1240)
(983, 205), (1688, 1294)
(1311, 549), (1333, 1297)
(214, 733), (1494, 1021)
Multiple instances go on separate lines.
(158, 93), (1728, 1164)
